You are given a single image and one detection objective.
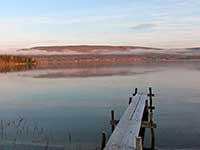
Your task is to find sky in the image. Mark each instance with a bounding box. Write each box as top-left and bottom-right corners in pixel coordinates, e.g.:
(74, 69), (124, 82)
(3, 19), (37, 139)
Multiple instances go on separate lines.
(0, 0), (200, 50)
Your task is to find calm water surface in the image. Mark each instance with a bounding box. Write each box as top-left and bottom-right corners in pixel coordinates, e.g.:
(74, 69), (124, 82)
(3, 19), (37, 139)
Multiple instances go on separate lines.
(0, 62), (200, 149)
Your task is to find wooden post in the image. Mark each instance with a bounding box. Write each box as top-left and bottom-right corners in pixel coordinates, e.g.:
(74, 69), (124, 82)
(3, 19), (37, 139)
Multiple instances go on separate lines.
(110, 110), (119, 132)
(150, 112), (153, 123)
(139, 100), (149, 144)
(148, 87), (155, 113)
(129, 97), (132, 105)
(68, 131), (72, 144)
(136, 136), (143, 150)
(144, 100), (149, 121)
(1, 120), (3, 139)
(101, 132), (106, 150)
(111, 110), (115, 132)
(149, 88), (153, 112)
(26, 126), (29, 136)
(148, 87), (156, 149)
(133, 88), (138, 96)
(151, 128), (155, 150)
(45, 136), (49, 150)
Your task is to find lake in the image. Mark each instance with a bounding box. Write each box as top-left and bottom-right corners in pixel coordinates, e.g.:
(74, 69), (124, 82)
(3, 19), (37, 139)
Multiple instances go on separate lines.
(0, 61), (200, 149)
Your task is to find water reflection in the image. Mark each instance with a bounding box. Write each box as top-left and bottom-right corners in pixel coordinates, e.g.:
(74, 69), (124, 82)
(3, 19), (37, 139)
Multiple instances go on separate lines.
(0, 62), (200, 149)
(0, 64), (35, 73)
(21, 65), (160, 78)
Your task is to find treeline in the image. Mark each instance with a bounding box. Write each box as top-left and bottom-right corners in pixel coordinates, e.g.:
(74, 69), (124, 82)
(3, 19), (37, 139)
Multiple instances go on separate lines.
(0, 55), (36, 66)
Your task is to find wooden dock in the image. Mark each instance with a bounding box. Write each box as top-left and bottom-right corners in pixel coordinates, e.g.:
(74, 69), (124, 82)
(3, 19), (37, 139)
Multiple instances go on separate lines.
(102, 88), (156, 150)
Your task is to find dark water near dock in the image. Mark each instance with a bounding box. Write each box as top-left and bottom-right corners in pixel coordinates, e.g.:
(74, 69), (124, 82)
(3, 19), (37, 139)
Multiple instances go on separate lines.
(0, 62), (200, 149)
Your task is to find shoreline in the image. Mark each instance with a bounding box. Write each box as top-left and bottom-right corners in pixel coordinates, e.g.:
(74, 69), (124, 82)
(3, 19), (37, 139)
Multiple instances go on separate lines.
(0, 54), (200, 69)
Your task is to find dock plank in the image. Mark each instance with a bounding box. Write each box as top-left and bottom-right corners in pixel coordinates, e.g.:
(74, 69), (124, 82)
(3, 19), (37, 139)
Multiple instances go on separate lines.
(105, 94), (147, 150)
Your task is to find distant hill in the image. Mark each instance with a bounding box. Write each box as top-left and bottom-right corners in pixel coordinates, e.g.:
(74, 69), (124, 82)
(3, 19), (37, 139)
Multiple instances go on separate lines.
(186, 47), (200, 51)
(1, 45), (198, 70)
(17, 45), (200, 57)
(19, 45), (162, 55)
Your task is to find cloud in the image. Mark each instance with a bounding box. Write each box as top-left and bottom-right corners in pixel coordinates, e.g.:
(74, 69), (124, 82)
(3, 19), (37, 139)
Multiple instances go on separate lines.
(0, 15), (128, 25)
(131, 23), (156, 31)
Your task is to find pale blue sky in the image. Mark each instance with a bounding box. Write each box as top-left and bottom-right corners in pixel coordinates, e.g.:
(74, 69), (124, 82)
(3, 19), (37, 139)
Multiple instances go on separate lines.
(0, 0), (200, 49)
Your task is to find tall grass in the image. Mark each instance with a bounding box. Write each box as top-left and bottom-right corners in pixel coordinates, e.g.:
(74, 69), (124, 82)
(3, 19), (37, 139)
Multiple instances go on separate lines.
(0, 117), (100, 150)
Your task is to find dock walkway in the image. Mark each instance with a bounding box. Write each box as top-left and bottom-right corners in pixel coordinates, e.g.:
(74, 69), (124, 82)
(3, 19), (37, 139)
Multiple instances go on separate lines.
(103, 88), (156, 150)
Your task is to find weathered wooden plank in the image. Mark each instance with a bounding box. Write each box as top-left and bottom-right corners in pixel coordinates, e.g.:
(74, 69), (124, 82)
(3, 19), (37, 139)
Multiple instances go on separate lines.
(141, 121), (157, 128)
(136, 137), (143, 150)
(105, 94), (147, 150)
